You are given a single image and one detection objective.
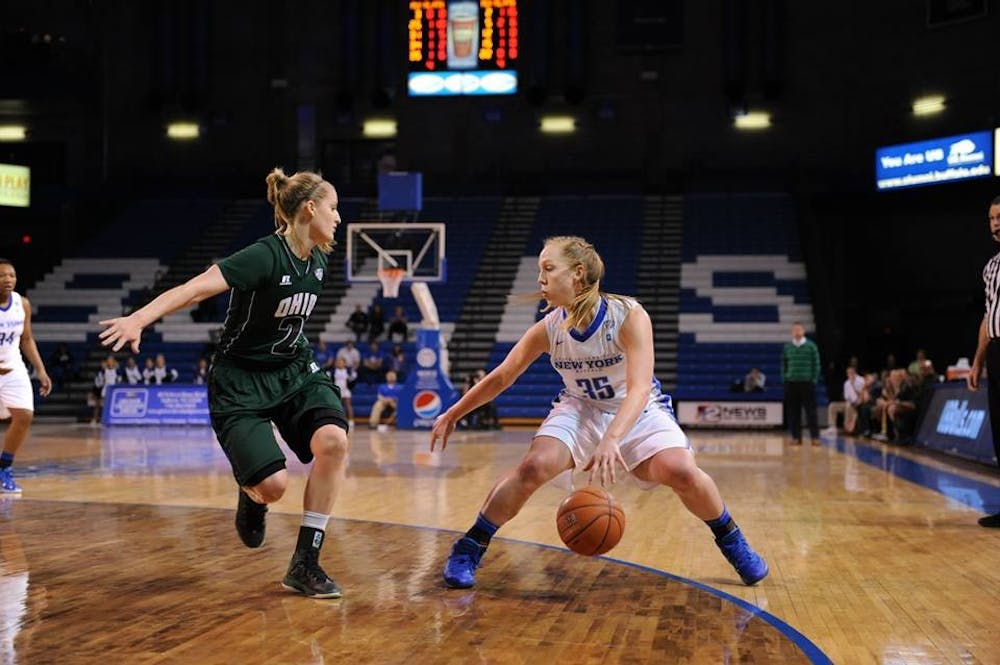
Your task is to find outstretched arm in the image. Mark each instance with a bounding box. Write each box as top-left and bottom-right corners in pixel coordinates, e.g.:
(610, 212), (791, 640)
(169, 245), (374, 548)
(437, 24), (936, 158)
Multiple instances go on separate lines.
(99, 265), (230, 354)
(430, 320), (549, 451)
(19, 296), (51, 396)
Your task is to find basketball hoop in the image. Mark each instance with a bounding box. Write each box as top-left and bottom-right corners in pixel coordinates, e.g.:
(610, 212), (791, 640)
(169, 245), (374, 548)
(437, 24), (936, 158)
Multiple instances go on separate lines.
(377, 267), (406, 298)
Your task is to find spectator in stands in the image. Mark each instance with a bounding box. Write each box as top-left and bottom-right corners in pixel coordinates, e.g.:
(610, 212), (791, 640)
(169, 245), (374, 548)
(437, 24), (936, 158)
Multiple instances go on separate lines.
(430, 235), (767, 590)
(335, 340), (360, 390)
(781, 322), (821, 446)
(331, 357), (356, 428)
(335, 340), (360, 372)
(359, 341), (386, 385)
(854, 372), (878, 437)
(368, 304), (385, 342)
(123, 356), (143, 385)
(968, 194), (1000, 528)
(387, 305), (409, 343)
(141, 357), (156, 384)
(872, 369), (907, 441)
(369, 370), (403, 430)
(388, 344), (408, 382)
(98, 167), (350, 597)
(823, 366), (865, 435)
(0, 259), (52, 494)
(907, 349), (930, 377)
(742, 367), (766, 393)
(346, 304), (369, 342)
(887, 369), (921, 444)
(49, 342), (75, 392)
(91, 355), (120, 425)
(314, 339), (334, 372)
(193, 357), (210, 385)
(148, 353), (179, 384)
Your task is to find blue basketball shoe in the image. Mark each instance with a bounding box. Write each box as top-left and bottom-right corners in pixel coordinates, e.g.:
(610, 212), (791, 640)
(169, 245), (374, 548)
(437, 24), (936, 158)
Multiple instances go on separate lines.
(0, 468), (21, 494)
(715, 527), (768, 585)
(443, 536), (487, 588)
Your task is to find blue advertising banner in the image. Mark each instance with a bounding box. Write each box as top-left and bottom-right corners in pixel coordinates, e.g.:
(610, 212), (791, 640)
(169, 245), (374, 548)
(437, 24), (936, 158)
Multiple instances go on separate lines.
(102, 384), (210, 426)
(396, 329), (459, 429)
(915, 381), (995, 465)
(875, 130), (993, 190)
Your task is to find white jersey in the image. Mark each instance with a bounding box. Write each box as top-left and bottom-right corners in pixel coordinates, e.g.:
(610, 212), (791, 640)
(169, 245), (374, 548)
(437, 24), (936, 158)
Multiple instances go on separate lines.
(543, 296), (672, 414)
(0, 292), (26, 369)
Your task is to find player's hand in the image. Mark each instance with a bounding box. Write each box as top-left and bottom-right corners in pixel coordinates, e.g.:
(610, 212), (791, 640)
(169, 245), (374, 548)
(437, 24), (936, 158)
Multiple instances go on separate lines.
(98, 315), (143, 354)
(430, 411), (458, 451)
(582, 440), (628, 487)
(37, 371), (52, 397)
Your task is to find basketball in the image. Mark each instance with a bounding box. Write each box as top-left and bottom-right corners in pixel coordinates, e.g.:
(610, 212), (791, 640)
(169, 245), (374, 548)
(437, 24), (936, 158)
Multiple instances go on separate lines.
(556, 486), (626, 556)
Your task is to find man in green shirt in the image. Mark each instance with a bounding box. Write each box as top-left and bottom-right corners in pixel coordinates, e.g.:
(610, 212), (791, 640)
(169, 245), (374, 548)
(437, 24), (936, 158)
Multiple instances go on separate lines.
(99, 168), (348, 598)
(782, 322), (821, 446)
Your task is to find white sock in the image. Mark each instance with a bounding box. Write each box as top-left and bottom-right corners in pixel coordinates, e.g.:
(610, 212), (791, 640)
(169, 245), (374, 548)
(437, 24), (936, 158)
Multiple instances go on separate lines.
(302, 511), (330, 531)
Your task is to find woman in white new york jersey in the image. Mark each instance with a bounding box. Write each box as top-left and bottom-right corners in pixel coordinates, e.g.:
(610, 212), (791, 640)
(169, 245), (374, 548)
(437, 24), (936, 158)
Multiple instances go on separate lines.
(430, 236), (768, 589)
(0, 260), (52, 493)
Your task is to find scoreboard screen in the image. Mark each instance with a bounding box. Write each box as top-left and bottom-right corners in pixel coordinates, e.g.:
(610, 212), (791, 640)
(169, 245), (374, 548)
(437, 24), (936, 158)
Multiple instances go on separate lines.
(407, 0), (519, 96)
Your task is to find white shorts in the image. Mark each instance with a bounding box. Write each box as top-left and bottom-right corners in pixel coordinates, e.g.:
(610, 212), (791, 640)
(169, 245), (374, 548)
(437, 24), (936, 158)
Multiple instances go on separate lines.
(536, 395), (690, 489)
(0, 366), (34, 418)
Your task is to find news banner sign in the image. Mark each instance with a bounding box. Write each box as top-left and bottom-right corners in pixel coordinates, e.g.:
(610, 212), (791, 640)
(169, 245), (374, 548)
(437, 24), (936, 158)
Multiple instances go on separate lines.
(676, 401), (783, 428)
(916, 381), (996, 466)
(875, 130), (994, 191)
(102, 385), (210, 425)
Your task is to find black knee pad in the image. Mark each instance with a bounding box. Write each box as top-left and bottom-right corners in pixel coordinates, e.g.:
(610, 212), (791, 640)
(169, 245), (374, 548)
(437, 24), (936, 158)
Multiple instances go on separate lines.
(302, 407), (350, 442)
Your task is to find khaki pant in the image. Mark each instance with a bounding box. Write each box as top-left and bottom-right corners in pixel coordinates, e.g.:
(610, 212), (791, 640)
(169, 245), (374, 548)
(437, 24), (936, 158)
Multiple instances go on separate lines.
(369, 397), (397, 428)
(826, 401), (858, 432)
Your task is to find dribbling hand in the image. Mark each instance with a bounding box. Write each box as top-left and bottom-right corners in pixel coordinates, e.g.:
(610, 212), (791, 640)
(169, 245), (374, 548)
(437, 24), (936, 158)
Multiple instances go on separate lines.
(582, 441), (628, 488)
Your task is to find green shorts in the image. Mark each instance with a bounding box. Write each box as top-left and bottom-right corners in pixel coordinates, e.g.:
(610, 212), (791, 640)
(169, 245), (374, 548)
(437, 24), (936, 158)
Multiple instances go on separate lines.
(208, 352), (347, 486)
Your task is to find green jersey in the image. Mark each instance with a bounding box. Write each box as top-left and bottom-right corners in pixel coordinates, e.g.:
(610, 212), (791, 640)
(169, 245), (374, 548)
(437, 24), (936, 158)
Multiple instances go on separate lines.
(215, 234), (329, 369)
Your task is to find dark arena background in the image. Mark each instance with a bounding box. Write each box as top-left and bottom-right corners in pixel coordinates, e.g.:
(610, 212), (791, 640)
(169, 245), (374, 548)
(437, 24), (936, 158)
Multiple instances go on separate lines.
(1, 2), (999, 663)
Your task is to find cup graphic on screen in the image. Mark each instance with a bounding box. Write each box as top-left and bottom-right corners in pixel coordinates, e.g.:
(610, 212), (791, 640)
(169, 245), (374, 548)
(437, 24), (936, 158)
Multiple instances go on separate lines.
(448, 2), (478, 69)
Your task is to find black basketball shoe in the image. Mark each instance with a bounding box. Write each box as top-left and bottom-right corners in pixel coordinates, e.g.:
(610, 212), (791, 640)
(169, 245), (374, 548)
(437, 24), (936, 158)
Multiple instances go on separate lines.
(235, 490), (267, 548)
(282, 549), (343, 598)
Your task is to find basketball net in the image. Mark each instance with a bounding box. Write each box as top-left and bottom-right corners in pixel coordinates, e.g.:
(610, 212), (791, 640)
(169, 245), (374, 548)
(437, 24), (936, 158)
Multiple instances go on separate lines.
(377, 267), (406, 298)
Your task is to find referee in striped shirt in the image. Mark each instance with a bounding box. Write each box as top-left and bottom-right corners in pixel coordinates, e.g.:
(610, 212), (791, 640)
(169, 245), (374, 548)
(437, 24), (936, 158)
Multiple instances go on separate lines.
(968, 195), (1000, 528)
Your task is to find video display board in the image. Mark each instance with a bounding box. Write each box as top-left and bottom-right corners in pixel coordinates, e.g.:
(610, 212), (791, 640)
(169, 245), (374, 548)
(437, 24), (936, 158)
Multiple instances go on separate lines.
(0, 163), (30, 207)
(407, 0), (519, 96)
(875, 130), (993, 191)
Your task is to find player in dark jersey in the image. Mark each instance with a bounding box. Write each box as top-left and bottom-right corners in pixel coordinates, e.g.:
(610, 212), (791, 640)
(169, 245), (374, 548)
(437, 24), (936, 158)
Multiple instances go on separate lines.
(99, 168), (349, 598)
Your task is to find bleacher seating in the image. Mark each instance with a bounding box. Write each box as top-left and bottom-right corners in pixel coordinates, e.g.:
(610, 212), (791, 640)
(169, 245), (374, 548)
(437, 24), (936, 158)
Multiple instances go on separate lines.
(26, 192), (823, 423)
(673, 194), (825, 405)
(421, 197), (501, 323)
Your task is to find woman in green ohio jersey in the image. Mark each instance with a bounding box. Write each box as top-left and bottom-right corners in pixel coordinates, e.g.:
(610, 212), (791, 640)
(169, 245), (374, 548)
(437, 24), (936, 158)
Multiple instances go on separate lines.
(99, 168), (349, 598)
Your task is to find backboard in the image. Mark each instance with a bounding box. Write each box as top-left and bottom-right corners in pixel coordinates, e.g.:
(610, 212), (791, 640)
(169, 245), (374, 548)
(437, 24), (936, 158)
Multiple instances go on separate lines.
(345, 222), (446, 283)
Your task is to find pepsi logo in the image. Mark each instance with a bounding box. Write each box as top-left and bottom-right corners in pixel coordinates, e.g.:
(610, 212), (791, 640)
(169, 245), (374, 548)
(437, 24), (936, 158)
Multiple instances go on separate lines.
(413, 390), (442, 419)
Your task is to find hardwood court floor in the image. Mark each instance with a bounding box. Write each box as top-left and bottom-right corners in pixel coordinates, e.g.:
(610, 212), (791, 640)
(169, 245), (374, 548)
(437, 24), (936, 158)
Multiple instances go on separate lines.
(1, 424), (999, 664)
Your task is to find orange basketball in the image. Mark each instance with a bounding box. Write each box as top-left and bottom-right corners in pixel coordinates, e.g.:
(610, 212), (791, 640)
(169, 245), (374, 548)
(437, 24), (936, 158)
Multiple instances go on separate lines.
(556, 486), (626, 556)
